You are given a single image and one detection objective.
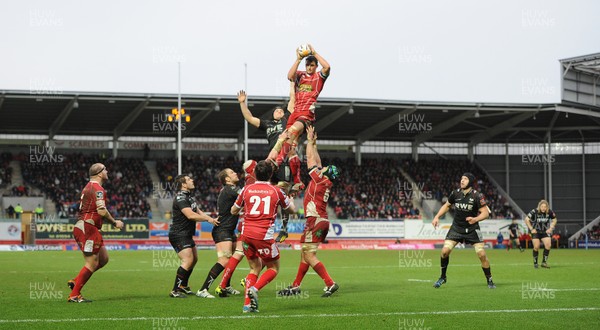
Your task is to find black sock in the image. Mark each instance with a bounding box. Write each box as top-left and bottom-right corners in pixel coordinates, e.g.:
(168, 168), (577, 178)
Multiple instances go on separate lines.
(182, 267), (193, 287)
(533, 250), (539, 265)
(543, 249), (550, 263)
(440, 256), (449, 278)
(482, 267), (492, 281)
(173, 266), (189, 291)
(201, 263), (225, 291)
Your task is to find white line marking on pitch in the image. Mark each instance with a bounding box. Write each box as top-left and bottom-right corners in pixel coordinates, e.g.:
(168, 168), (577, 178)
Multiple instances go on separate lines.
(514, 288), (600, 292)
(1, 261), (598, 274)
(0, 307), (598, 323)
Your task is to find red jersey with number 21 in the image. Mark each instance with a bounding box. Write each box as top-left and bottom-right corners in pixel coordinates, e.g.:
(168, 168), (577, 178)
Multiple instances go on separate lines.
(234, 181), (292, 240)
(304, 168), (332, 219)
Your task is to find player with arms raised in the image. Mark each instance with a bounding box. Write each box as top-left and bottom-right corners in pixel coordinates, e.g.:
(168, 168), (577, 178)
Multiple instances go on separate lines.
(231, 160), (296, 313)
(278, 125), (339, 297)
(431, 173), (496, 289)
(267, 43), (330, 170)
(238, 87), (302, 242)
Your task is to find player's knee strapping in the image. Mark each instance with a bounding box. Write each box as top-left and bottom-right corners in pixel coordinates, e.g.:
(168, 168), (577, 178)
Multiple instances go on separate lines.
(287, 128), (300, 142)
(474, 244), (485, 253)
(233, 249), (244, 257)
(302, 243), (319, 253)
(443, 241), (456, 251)
(217, 250), (233, 258)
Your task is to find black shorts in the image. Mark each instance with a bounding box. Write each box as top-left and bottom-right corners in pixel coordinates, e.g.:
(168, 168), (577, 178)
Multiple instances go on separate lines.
(212, 228), (237, 244)
(272, 163), (292, 184)
(532, 232), (551, 240)
(445, 226), (483, 245)
(169, 235), (195, 253)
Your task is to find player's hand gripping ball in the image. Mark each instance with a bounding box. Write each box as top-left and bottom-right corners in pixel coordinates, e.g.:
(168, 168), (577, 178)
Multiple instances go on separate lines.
(297, 44), (311, 58)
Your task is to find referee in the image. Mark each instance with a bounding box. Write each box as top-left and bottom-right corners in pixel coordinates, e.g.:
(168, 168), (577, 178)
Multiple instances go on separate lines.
(168, 174), (219, 298)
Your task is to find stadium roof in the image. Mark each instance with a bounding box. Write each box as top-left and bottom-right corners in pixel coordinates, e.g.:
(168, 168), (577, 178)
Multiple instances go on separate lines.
(1, 88), (599, 145)
(560, 53), (600, 76)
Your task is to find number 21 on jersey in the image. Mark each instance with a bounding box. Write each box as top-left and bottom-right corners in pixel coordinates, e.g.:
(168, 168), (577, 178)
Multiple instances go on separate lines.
(249, 195), (272, 215)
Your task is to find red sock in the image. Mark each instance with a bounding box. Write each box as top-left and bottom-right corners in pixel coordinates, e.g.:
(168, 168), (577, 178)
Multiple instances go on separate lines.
(219, 256), (242, 289)
(313, 262), (334, 287)
(289, 155), (302, 184)
(254, 269), (278, 291)
(244, 273), (258, 305)
(292, 262), (310, 287)
(70, 266), (93, 297)
(276, 142), (293, 165)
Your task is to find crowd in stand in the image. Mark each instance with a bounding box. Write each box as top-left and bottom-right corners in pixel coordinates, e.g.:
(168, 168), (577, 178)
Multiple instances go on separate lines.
(156, 156), (517, 220)
(21, 153), (152, 219)
(584, 225), (600, 240)
(0, 152), (12, 188)
(322, 158), (421, 220)
(8, 151), (515, 220)
(402, 158), (514, 219)
(156, 155), (242, 215)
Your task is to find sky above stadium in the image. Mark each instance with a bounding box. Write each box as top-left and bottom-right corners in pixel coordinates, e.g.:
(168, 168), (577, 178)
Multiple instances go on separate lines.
(1, 0), (599, 103)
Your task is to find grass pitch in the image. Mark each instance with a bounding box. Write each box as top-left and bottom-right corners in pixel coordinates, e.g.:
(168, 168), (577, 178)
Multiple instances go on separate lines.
(1, 248), (599, 329)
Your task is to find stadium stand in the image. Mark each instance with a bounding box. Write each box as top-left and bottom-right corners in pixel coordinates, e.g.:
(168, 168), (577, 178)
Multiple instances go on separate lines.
(320, 157), (420, 220)
(403, 158), (514, 219)
(21, 153), (152, 219)
(155, 155), (242, 215)
(0, 152), (12, 189)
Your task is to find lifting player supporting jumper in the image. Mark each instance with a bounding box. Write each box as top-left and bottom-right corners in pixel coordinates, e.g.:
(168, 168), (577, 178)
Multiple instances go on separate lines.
(231, 160), (297, 313)
(277, 125), (340, 298)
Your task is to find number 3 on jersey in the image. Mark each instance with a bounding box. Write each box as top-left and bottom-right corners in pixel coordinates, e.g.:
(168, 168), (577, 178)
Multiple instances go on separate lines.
(249, 195), (272, 215)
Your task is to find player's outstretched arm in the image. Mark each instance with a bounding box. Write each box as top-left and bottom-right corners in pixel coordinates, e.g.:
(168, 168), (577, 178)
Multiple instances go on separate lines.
(432, 202), (451, 229)
(308, 44), (330, 77)
(283, 197), (297, 214)
(237, 90), (260, 128)
(287, 81), (295, 113)
(305, 125), (321, 168)
(231, 204), (241, 216)
(181, 207), (219, 226)
(288, 46), (306, 81)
